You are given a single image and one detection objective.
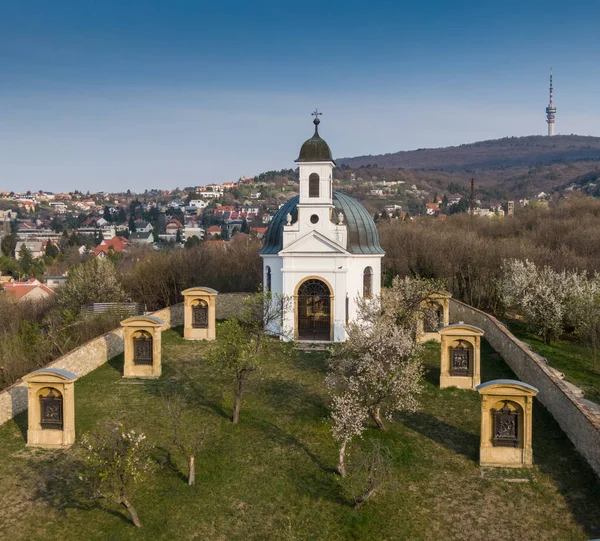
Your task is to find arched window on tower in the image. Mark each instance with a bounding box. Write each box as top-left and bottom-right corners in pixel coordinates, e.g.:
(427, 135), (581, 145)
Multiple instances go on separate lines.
(265, 266), (272, 292)
(363, 266), (373, 299)
(309, 173), (320, 198)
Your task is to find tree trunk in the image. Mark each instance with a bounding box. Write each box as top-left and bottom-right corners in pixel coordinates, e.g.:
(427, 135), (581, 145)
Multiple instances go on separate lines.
(232, 375), (244, 424)
(188, 455), (196, 486)
(337, 441), (347, 477)
(371, 405), (386, 430)
(353, 485), (378, 509)
(121, 498), (142, 528)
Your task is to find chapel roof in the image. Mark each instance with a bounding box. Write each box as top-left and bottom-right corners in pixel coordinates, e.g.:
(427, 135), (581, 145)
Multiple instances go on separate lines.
(260, 191), (385, 256)
(296, 116), (335, 164)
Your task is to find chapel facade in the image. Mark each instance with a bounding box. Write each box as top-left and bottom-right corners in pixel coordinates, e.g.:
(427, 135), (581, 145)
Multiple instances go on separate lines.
(260, 114), (385, 342)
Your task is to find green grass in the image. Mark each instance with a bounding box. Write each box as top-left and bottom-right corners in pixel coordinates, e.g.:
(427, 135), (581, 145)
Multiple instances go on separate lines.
(0, 329), (599, 540)
(507, 319), (600, 404)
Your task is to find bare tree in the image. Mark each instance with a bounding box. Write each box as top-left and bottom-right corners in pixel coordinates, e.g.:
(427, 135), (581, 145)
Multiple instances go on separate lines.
(349, 440), (397, 509)
(204, 291), (292, 424)
(162, 393), (205, 485)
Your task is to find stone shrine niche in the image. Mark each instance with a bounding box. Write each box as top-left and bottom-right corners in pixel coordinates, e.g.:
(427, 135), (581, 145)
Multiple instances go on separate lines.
(492, 402), (520, 448)
(439, 324), (484, 390)
(417, 292), (451, 343)
(192, 300), (209, 329)
(121, 315), (164, 379)
(182, 286), (218, 340)
(450, 341), (471, 377)
(476, 380), (539, 468)
(40, 388), (63, 430)
(133, 330), (153, 365)
(23, 368), (78, 448)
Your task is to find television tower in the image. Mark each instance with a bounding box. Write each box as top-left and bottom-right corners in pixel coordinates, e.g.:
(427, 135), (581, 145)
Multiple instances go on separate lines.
(546, 68), (556, 136)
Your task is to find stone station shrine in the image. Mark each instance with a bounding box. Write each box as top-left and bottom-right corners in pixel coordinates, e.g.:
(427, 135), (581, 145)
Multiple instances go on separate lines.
(23, 368), (78, 448)
(476, 380), (539, 468)
(121, 315), (164, 379)
(182, 287), (217, 340)
(417, 292), (451, 343)
(439, 323), (484, 390)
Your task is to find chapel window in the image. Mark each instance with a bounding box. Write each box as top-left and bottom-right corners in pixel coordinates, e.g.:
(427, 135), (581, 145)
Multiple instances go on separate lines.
(265, 266), (272, 292)
(363, 266), (373, 299)
(309, 173), (320, 198)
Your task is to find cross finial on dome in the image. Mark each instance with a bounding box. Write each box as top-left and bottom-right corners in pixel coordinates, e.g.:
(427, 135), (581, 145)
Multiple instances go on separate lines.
(311, 108), (322, 133)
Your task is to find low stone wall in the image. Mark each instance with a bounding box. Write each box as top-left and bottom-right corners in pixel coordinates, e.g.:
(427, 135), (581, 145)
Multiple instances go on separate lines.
(0, 293), (248, 426)
(450, 298), (600, 477)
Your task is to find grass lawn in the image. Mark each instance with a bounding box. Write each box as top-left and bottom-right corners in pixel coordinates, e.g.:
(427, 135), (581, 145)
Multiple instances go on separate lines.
(507, 319), (600, 404)
(0, 329), (599, 540)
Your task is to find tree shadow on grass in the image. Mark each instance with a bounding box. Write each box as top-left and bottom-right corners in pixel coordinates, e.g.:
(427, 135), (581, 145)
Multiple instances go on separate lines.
(28, 450), (133, 526)
(259, 379), (329, 422)
(400, 411), (479, 462)
(422, 359), (440, 387)
(530, 401), (600, 538)
(247, 415), (335, 475)
(292, 350), (330, 374)
(245, 415), (346, 505)
(142, 372), (230, 422)
(153, 446), (188, 484)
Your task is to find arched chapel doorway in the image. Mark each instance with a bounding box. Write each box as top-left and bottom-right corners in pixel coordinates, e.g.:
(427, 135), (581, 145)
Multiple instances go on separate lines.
(296, 278), (332, 341)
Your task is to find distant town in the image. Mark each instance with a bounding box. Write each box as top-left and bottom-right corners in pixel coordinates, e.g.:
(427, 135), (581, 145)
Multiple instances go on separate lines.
(0, 164), (560, 303)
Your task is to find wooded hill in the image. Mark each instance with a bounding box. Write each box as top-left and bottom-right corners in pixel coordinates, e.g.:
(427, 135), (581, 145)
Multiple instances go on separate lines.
(338, 135), (600, 172)
(337, 135), (600, 198)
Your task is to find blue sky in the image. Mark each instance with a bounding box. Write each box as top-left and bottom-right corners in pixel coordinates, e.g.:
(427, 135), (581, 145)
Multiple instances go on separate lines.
(1, 0), (599, 193)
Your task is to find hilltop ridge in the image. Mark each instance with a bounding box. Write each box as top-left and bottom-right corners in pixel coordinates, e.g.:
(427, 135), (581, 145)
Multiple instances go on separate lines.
(338, 135), (600, 172)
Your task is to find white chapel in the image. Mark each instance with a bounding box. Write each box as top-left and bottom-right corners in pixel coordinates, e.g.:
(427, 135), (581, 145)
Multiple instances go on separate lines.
(260, 113), (385, 342)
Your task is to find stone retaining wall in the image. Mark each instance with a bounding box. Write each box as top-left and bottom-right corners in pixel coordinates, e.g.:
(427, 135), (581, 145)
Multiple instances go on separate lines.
(450, 298), (600, 477)
(0, 293), (248, 426)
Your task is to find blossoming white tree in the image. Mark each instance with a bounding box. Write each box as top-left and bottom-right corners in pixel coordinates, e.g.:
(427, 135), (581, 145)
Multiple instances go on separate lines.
(79, 423), (154, 528)
(497, 259), (574, 344)
(566, 272), (600, 362)
(327, 276), (437, 476)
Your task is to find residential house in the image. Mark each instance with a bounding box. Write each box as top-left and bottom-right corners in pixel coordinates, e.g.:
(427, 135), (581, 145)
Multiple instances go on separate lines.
(44, 275), (68, 290)
(15, 240), (44, 259)
(184, 225), (205, 240)
(425, 203), (440, 215)
(1, 278), (56, 303)
(206, 225), (222, 239)
(133, 221), (153, 233)
(189, 199), (208, 209)
(130, 231), (154, 245)
(93, 236), (129, 258)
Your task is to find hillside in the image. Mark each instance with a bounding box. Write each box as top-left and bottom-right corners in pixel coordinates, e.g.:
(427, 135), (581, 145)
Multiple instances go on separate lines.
(334, 136), (600, 200)
(338, 135), (600, 171)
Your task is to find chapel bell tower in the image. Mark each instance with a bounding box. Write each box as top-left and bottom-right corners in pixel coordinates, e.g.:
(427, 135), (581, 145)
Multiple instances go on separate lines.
(296, 110), (335, 225)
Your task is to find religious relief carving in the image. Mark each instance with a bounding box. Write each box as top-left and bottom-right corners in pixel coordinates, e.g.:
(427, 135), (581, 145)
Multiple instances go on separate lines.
(192, 302), (209, 329)
(492, 403), (519, 447)
(133, 334), (153, 365)
(40, 388), (63, 430)
(450, 344), (470, 376)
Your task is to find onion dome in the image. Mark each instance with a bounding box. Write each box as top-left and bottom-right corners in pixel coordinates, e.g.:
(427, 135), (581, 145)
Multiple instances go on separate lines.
(260, 191), (384, 255)
(296, 114), (335, 163)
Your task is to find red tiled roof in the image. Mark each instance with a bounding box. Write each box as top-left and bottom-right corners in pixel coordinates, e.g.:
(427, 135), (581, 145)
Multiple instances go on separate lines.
(1, 281), (55, 300)
(166, 218), (184, 229)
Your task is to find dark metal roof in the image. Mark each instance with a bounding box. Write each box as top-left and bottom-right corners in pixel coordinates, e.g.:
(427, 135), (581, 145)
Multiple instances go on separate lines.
(296, 121), (335, 163)
(260, 191), (385, 255)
